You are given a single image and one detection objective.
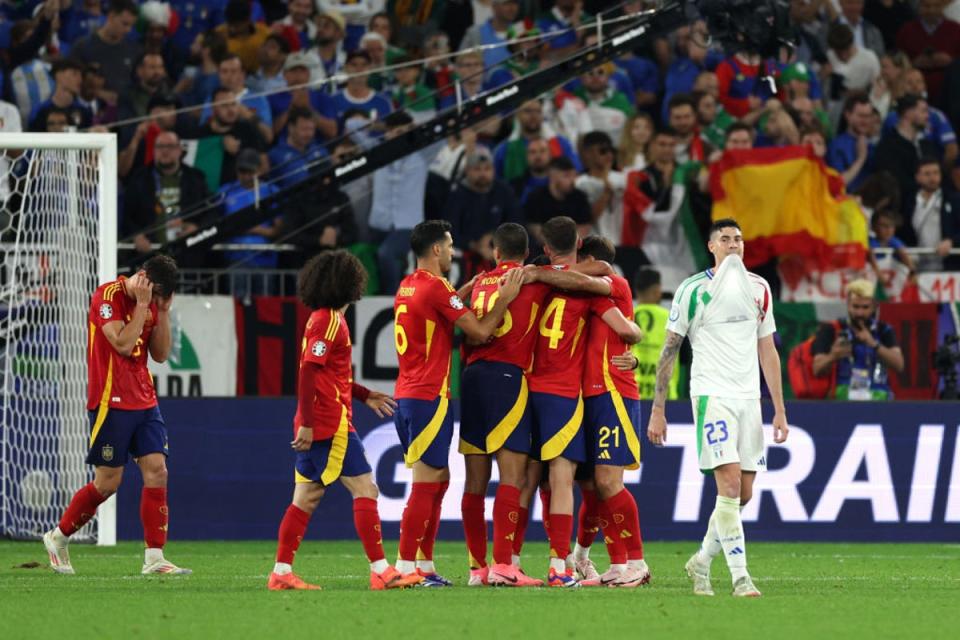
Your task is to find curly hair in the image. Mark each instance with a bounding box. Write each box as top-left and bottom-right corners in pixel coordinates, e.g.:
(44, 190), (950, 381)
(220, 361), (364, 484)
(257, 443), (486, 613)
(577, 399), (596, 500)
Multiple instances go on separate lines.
(143, 255), (178, 299)
(297, 250), (368, 310)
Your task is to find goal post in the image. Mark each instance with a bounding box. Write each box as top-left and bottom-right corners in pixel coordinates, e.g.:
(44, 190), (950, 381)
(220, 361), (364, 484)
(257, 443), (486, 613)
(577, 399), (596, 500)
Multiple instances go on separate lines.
(0, 133), (117, 545)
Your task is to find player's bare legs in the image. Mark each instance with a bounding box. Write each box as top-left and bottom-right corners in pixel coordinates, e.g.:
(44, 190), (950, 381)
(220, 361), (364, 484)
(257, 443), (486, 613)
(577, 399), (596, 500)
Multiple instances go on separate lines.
(44, 466), (122, 574)
(462, 454), (492, 584)
(546, 457), (579, 586)
(594, 465), (649, 587)
(269, 482), (325, 590)
(397, 462), (450, 580)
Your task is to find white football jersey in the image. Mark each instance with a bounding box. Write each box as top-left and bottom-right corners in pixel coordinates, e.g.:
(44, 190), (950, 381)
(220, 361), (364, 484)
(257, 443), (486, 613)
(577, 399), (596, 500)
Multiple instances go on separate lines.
(666, 255), (775, 399)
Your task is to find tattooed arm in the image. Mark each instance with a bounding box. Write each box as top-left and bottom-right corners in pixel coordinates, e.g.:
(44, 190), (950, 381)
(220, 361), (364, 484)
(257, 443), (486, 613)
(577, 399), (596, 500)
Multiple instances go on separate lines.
(646, 330), (684, 445)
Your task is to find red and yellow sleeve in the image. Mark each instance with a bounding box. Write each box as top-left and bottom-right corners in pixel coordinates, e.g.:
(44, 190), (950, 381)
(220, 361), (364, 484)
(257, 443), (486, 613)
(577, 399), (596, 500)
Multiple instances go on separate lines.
(302, 310), (338, 367)
(91, 283), (122, 328)
(431, 279), (470, 324)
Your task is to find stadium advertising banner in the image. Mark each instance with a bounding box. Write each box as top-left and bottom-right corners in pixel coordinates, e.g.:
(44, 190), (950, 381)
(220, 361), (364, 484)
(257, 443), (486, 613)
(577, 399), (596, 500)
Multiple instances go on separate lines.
(149, 295), (237, 397)
(116, 399), (960, 542)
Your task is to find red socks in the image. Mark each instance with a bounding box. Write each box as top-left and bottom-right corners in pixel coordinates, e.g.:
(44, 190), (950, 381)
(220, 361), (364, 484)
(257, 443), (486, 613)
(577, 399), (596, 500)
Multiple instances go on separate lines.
(141, 487), (168, 549)
(58, 482), (107, 536)
(461, 492), (487, 569)
(417, 481), (447, 562)
(276, 504), (310, 564)
(353, 497), (386, 562)
(512, 506), (529, 556)
(599, 499), (628, 564)
(576, 489), (601, 548)
(492, 484), (521, 565)
(539, 488), (552, 537)
(548, 513), (573, 561)
(602, 489), (644, 560)
(399, 482), (442, 562)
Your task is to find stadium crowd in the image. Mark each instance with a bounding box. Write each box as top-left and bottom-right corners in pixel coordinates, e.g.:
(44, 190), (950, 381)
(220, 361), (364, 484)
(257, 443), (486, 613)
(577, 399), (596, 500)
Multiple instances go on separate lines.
(2, 0), (960, 297)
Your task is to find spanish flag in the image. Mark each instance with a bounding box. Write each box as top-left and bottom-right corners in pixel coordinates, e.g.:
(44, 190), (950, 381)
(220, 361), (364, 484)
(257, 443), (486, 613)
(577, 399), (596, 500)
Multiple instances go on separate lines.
(709, 146), (868, 285)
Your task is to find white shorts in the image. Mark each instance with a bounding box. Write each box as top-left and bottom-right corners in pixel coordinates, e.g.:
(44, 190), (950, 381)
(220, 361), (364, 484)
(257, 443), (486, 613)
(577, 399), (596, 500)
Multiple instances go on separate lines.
(690, 396), (766, 473)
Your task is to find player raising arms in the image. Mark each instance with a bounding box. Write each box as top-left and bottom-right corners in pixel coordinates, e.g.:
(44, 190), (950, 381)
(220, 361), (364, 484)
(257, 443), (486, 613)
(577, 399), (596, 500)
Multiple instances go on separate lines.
(43, 255), (190, 576)
(267, 251), (416, 591)
(393, 220), (524, 586)
(458, 223), (613, 587)
(647, 218), (788, 597)
(520, 217), (642, 587)
(576, 236), (650, 587)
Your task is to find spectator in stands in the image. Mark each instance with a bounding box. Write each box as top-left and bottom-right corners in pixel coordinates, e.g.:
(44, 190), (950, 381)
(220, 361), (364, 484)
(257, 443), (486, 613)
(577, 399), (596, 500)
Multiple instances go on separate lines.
(667, 93), (710, 163)
(70, 0), (141, 103)
(493, 98), (580, 182)
(510, 137), (552, 204)
(694, 90), (734, 150)
(0, 96), (22, 210)
(359, 32), (390, 90)
(319, 0), (383, 52)
(663, 20), (711, 121)
(618, 112), (654, 171)
(117, 53), (170, 123)
(459, 0), (519, 70)
(177, 29), (228, 108)
(29, 58), (92, 131)
(330, 50), (392, 132)
(249, 33), (289, 94)
(331, 136), (373, 241)
(883, 69), (958, 170)
(269, 51), (336, 141)
(568, 63), (635, 143)
(871, 52), (912, 120)
(874, 94), (938, 209)
(623, 127), (677, 234)
(903, 156), (960, 270)
(895, 0), (960, 107)
(869, 208), (917, 271)
(576, 131), (626, 244)
(281, 178), (358, 265)
(524, 156), (593, 242)
(78, 62), (116, 125)
(367, 111), (444, 295)
(537, 0), (591, 58)
(60, 0), (106, 50)
(438, 49), (489, 110)
(313, 9), (347, 79)
(200, 85), (268, 186)
(118, 93), (182, 178)
(368, 11), (408, 65)
(800, 125), (829, 159)
(865, 0), (916, 52)
(788, 0), (830, 66)
(811, 279), (903, 400)
(715, 50), (781, 119)
(166, 0), (226, 56)
(140, 0), (188, 82)
(828, 92), (876, 190)
(123, 130), (210, 256)
(486, 20), (546, 89)
(216, 0), (271, 74)
(5, 14), (56, 123)
(279, 0), (316, 50)
(444, 147), (522, 268)
(203, 54), (273, 144)
(826, 23), (881, 97)
(755, 99), (801, 147)
(822, 0), (886, 56)
(392, 55), (436, 122)
(267, 106), (329, 189)
(41, 107), (70, 132)
(723, 121), (755, 151)
(218, 147), (282, 300)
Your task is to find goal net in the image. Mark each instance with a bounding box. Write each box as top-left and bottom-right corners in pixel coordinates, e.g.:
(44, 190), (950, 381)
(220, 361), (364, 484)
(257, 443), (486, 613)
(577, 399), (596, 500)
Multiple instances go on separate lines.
(0, 134), (116, 544)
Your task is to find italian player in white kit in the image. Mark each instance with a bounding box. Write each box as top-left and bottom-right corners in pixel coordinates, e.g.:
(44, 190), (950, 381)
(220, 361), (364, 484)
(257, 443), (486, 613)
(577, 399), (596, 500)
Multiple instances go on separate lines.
(646, 218), (789, 597)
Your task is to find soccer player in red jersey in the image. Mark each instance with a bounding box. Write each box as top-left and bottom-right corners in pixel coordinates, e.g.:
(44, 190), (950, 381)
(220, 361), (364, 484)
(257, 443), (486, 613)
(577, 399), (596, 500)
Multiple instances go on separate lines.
(393, 220), (523, 586)
(267, 252), (419, 591)
(521, 217), (643, 587)
(574, 236), (651, 587)
(458, 223), (612, 587)
(43, 256), (190, 575)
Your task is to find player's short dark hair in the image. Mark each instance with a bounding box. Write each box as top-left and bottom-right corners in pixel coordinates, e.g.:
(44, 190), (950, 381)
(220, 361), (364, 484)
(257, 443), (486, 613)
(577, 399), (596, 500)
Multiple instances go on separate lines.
(287, 106), (314, 126)
(634, 267), (661, 294)
(541, 216), (578, 254)
(579, 235), (615, 263)
(297, 250), (367, 310)
(724, 121), (754, 142)
(410, 220), (452, 258)
(493, 223), (528, 261)
(108, 0), (138, 16)
(143, 255), (178, 298)
(710, 218), (741, 238)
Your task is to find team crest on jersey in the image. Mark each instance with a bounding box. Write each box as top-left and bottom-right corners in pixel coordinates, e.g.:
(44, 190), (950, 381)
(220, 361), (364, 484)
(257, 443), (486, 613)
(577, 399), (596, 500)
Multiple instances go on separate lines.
(311, 340), (327, 357)
(99, 303), (113, 319)
(669, 304), (680, 322)
(101, 445), (114, 462)
(449, 295), (464, 310)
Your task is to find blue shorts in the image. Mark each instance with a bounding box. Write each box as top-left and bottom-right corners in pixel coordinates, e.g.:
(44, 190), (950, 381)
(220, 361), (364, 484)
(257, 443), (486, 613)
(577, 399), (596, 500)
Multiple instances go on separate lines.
(530, 392), (585, 463)
(295, 430), (372, 486)
(459, 361), (531, 455)
(395, 396), (453, 468)
(583, 393), (642, 469)
(86, 406), (168, 467)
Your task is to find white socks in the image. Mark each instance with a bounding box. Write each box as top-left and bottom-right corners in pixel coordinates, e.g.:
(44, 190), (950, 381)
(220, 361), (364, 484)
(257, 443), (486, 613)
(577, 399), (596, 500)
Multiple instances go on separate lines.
(511, 554), (521, 567)
(416, 560), (435, 574)
(549, 557), (566, 573)
(396, 559), (416, 574)
(573, 543), (590, 562)
(144, 548), (164, 565)
(370, 559), (389, 573)
(697, 510), (723, 565)
(273, 562), (292, 575)
(713, 495), (748, 582)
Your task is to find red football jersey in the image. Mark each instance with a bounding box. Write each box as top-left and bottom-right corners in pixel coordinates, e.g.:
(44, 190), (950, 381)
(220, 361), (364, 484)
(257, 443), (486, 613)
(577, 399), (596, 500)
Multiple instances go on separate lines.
(87, 277), (159, 411)
(528, 267), (615, 398)
(583, 274), (639, 399)
(465, 261), (551, 370)
(294, 308), (356, 440)
(394, 269), (469, 400)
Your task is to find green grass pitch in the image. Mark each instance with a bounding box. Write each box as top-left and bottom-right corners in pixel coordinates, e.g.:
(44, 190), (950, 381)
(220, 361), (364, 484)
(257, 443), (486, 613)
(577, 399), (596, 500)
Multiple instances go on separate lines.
(2, 540), (958, 639)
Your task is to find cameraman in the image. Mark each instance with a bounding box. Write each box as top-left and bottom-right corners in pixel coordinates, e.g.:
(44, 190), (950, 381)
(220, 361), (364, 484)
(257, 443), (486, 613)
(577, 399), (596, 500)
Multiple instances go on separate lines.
(811, 279), (904, 400)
